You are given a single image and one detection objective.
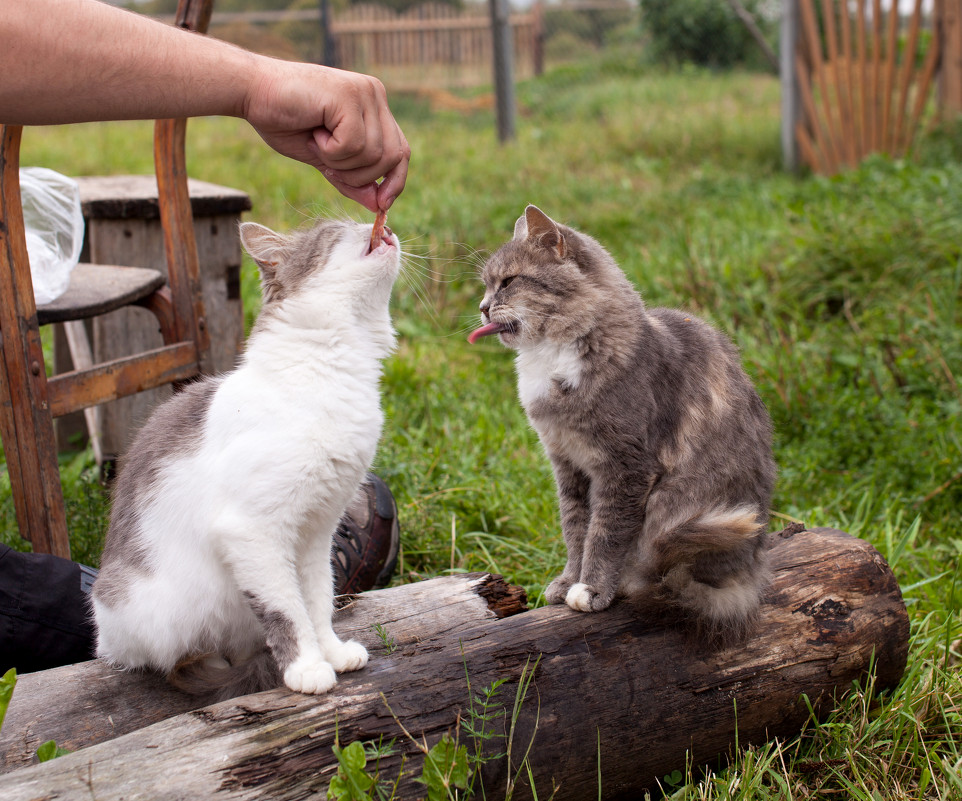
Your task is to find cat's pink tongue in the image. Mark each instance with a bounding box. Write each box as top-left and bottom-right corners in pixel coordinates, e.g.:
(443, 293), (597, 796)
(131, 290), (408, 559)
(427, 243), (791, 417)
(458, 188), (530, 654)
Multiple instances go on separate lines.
(467, 322), (503, 344)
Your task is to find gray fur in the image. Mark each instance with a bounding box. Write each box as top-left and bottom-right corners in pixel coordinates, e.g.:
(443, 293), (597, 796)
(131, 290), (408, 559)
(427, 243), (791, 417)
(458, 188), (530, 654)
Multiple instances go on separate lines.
(93, 379), (221, 608)
(244, 219), (347, 319)
(476, 206), (776, 642)
(243, 591), (299, 673)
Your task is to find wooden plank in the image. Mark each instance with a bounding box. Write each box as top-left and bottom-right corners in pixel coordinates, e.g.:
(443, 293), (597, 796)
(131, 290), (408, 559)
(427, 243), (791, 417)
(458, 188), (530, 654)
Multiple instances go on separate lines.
(856, 0), (869, 156)
(893, 0), (925, 153)
(799, 0), (844, 170)
(36, 265), (165, 325)
(822, 0), (855, 166)
(46, 343), (198, 419)
(939, 0), (962, 116)
(75, 176), (251, 221)
(60, 321), (104, 465)
(839, 0), (858, 160)
(795, 50), (838, 173)
(872, 0), (884, 153)
(0, 528), (909, 800)
(907, 16), (943, 148)
(881, 0), (901, 151)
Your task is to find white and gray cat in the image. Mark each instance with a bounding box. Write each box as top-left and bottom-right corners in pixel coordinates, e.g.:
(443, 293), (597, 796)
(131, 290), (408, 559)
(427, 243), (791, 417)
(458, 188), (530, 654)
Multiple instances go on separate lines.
(470, 206), (776, 641)
(92, 215), (400, 698)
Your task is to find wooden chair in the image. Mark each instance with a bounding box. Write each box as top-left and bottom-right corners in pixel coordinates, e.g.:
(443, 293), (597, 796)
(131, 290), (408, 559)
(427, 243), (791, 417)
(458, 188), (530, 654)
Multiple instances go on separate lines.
(0, 0), (216, 559)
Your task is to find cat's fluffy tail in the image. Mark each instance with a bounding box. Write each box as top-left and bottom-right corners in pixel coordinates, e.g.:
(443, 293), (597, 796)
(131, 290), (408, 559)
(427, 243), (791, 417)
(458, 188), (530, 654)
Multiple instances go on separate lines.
(168, 650), (281, 703)
(652, 505), (770, 645)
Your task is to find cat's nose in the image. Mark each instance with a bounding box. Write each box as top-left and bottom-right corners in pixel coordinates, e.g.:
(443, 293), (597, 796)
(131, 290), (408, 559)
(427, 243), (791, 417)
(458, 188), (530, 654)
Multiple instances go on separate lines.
(479, 300), (490, 316)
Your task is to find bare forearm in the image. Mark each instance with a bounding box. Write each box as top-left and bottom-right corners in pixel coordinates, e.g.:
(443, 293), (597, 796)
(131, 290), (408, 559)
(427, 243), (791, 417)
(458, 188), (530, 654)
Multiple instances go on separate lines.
(0, 0), (256, 124)
(0, 0), (410, 210)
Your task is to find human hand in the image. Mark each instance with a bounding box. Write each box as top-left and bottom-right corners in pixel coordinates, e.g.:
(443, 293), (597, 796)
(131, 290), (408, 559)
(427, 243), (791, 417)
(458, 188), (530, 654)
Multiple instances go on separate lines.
(243, 59), (410, 212)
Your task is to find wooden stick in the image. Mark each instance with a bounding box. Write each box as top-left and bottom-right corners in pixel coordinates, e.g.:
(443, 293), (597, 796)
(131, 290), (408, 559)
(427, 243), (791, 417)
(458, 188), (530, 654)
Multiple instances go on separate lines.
(872, 0), (884, 152)
(856, 0), (869, 157)
(796, 52), (836, 172)
(906, 16), (942, 153)
(840, 0), (859, 161)
(881, 0), (901, 151)
(893, 0), (925, 154)
(800, 0), (844, 171)
(822, 0), (855, 166)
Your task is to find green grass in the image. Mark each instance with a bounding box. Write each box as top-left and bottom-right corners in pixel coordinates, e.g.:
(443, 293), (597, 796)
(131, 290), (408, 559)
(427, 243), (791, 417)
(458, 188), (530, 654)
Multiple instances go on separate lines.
(6, 53), (962, 797)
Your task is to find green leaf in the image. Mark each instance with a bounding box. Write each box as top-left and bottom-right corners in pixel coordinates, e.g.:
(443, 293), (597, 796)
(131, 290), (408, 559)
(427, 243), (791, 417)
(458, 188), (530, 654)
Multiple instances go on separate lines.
(0, 668), (16, 731)
(418, 734), (469, 800)
(36, 740), (69, 762)
(329, 741), (375, 801)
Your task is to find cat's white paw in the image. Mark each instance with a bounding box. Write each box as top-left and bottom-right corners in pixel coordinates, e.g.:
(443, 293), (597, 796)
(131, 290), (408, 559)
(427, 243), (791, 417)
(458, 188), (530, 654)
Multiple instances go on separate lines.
(283, 658), (337, 695)
(326, 639), (369, 674)
(565, 582), (612, 613)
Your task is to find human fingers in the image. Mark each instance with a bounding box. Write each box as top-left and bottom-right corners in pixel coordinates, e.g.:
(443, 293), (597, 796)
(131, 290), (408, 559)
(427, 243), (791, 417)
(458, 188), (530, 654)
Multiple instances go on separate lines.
(319, 122), (409, 210)
(320, 170), (380, 213)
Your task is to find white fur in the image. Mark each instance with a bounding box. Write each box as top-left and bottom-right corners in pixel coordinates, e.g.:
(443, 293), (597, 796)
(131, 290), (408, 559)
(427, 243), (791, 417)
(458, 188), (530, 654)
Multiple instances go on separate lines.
(514, 341), (583, 409)
(94, 220), (398, 695)
(565, 582), (594, 612)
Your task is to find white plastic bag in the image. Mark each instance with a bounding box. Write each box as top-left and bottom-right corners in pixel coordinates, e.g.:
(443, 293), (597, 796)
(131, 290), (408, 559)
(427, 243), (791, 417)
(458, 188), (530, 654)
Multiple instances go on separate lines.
(19, 167), (84, 305)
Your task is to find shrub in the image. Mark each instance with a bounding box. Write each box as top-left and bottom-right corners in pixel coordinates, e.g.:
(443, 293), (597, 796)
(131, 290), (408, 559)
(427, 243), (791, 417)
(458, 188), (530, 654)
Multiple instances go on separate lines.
(641, 0), (763, 68)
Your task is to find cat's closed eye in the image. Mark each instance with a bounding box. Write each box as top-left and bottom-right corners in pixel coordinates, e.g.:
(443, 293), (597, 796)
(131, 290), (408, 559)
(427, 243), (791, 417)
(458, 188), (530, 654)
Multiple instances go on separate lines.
(499, 276), (515, 291)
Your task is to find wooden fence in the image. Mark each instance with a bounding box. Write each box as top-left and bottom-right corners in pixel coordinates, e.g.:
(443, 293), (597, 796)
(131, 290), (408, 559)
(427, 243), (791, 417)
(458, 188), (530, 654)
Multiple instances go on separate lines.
(331, 2), (542, 81)
(783, 0), (962, 174)
(195, 2), (547, 89)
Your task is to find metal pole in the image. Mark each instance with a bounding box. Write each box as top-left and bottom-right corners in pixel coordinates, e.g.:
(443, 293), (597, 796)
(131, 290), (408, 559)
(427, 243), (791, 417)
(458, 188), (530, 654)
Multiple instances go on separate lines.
(319, 0), (336, 68)
(780, 0), (801, 171)
(489, 0), (516, 142)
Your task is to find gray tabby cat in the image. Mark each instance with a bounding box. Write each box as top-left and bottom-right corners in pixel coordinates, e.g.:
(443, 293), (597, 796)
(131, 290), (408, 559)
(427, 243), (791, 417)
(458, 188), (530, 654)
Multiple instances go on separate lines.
(469, 206), (776, 641)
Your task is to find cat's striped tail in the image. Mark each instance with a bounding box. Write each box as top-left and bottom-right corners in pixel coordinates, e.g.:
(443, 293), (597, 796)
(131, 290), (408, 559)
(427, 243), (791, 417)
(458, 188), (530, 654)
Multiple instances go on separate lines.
(652, 505), (770, 644)
(168, 649), (280, 703)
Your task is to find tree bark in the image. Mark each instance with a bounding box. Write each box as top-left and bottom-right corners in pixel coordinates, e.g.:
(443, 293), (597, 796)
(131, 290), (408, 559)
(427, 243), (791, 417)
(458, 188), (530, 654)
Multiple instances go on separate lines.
(0, 527), (908, 800)
(0, 572), (526, 771)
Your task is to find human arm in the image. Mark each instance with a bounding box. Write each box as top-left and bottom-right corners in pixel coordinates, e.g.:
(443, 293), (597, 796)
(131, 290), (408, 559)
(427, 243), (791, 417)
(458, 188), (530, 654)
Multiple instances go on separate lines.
(0, 0), (408, 211)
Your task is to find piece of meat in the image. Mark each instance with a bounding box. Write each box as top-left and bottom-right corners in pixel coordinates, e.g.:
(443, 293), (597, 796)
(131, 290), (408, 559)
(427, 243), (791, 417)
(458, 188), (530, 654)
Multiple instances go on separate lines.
(370, 209), (387, 251)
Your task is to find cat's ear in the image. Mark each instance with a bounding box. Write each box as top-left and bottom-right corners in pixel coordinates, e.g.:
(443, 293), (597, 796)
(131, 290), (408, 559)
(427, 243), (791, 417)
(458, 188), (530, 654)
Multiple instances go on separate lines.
(239, 222), (288, 276)
(513, 213), (528, 240)
(524, 205), (567, 260)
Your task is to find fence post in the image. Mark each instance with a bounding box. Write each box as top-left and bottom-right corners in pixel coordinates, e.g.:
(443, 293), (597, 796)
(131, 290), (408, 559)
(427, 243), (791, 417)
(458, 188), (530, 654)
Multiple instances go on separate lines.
(319, 0), (336, 67)
(490, 0), (517, 142)
(780, 0), (801, 171)
(533, 1), (545, 77)
(940, 0), (962, 116)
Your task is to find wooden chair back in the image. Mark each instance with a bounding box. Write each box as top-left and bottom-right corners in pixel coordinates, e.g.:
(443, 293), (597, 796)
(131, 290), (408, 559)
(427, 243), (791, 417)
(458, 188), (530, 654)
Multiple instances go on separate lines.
(0, 0), (216, 558)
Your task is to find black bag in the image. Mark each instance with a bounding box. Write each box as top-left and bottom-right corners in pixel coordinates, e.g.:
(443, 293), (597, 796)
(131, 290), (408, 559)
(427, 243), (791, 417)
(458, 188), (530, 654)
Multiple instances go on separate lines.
(0, 544), (97, 674)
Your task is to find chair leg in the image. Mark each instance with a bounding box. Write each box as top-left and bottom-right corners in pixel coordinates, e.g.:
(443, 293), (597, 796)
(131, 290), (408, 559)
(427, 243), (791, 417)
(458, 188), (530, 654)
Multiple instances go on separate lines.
(0, 123), (71, 558)
(62, 320), (105, 467)
(0, 330), (71, 559)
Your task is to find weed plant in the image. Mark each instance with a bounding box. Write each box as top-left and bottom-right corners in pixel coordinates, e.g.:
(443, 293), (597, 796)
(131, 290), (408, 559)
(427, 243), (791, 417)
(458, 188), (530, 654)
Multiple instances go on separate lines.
(5, 54), (961, 797)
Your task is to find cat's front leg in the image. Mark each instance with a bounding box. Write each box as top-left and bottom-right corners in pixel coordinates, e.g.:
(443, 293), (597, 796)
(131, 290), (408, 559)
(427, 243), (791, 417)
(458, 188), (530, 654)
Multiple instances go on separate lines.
(220, 515), (340, 695)
(242, 584), (338, 694)
(566, 474), (656, 613)
(544, 457), (591, 605)
(299, 526), (369, 675)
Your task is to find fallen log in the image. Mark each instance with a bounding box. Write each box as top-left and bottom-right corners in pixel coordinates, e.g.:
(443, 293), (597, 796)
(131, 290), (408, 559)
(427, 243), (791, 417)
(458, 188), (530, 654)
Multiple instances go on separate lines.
(0, 527), (908, 800)
(0, 572), (527, 770)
